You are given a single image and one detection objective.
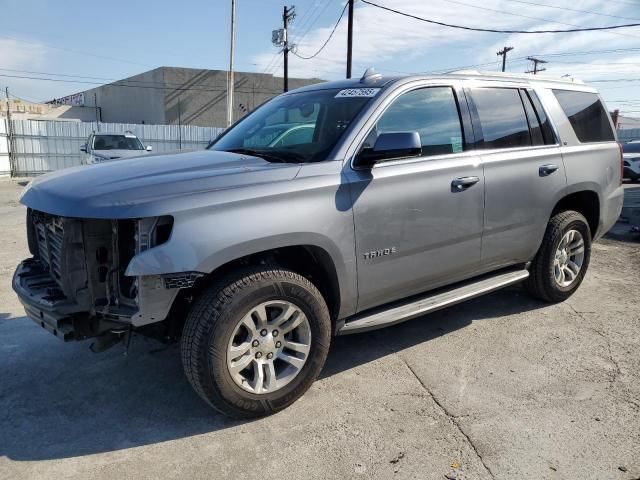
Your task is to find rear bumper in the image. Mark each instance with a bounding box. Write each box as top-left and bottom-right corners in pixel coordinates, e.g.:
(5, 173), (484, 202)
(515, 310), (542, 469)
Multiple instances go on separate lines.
(596, 185), (624, 240)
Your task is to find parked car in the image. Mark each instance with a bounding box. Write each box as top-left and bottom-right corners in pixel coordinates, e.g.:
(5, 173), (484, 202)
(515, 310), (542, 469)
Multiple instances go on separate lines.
(14, 70), (623, 418)
(623, 140), (640, 181)
(81, 131), (152, 164)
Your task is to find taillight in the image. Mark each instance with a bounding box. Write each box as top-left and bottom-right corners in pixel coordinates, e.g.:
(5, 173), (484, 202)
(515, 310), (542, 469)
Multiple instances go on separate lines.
(618, 142), (624, 185)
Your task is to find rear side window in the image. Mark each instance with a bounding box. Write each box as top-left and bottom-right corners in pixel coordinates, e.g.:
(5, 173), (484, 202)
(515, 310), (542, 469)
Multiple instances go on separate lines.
(526, 90), (556, 145)
(520, 91), (544, 146)
(471, 88), (531, 149)
(553, 90), (615, 143)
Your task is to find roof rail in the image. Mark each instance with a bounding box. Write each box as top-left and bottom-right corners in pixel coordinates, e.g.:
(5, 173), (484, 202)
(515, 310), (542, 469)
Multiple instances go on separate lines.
(447, 69), (584, 84)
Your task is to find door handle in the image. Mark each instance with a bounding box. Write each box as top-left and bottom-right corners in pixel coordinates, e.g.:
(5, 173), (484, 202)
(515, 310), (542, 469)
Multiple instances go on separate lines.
(539, 164), (559, 177)
(451, 176), (480, 191)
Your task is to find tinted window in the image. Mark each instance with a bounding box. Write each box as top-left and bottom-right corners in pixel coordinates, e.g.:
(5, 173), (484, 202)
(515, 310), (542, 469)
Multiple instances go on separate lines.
(471, 88), (531, 149)
(553, 90), (615, 143)
(92, 135), (144, 150)
(520, 90), (544, 146)
(211, 88), (371, 163)
(526, 90), (556, 145)
(373, 87), (464, 157)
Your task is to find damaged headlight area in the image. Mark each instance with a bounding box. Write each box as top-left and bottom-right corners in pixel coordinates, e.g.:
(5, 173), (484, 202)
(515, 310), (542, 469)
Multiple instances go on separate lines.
(13, 209), (194, 346)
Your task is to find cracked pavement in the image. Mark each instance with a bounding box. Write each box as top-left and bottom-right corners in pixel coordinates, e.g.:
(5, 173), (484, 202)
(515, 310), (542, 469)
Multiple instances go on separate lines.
(1, 178), (639, 480)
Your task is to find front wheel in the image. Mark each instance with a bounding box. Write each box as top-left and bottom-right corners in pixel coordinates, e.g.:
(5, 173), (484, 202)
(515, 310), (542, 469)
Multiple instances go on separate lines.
(181, 267), (331, 418)
(526, 210), (592, 303)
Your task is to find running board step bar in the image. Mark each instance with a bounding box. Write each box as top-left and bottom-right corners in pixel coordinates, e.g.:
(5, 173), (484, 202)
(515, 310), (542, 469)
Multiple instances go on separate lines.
(337, 268), (529, 335)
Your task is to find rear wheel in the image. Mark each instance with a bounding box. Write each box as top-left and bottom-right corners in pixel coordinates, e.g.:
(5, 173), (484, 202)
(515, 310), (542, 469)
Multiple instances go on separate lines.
(181, 267), (331, 418)
(526, 210), (591, 303)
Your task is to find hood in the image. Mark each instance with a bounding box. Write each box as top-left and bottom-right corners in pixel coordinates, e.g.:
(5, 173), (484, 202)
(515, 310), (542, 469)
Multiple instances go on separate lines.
(92, 149), (149, 160)
(21, 150), (301, 219)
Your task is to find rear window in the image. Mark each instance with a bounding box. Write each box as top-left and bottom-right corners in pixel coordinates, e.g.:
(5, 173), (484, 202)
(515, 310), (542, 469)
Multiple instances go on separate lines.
(552, 90), (615, 143)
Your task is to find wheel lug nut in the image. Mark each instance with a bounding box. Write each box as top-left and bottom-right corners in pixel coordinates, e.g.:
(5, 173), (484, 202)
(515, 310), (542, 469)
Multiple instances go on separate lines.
(275, 341), (282, 348)
(272, 330), (279, 337)
(252, 340), (259, 347)
(260, 329), (268, 337)
(255, 352), (262, 359)
(267, 352), (274, 360)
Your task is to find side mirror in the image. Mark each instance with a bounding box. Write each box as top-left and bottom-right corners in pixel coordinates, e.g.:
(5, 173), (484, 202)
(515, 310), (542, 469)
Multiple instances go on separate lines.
(146, 145), (153, 152)
(356, 132), (421, 167)
(80, 144), (87, 153)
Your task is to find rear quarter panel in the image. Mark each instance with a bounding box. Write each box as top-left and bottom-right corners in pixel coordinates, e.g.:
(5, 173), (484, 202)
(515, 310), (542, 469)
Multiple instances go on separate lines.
(536, 86), (623, 238)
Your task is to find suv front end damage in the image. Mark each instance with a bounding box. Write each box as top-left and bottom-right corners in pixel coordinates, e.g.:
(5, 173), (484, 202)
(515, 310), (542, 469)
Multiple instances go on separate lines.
(12, 209), (194, 344)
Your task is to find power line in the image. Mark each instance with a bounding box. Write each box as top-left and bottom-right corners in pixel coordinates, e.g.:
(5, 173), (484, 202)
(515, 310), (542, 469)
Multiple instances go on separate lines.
(0, 68), (287, 94)
(360, 0), (640, 33)
(441, 0), (640, 40)
(0, 73), (289, 95)
(527, 46), (640, 57)
(500, 0), (640, 22)
(437, 0), (640, 39)
(291, 0), (330, 45)
(292, 2), (348, 60)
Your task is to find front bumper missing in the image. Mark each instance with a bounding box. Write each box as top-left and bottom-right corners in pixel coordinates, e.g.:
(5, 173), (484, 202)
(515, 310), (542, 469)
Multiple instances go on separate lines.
(12, 259), (126, 341)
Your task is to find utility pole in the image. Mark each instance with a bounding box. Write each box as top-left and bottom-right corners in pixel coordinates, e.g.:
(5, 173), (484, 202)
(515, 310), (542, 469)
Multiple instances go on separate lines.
(227, 0), (236, 127)
(283, 6), (295, 92)
(178, 96), (182, 150)
(346, 0), (354, 78)
(4, 87), (15, 177)
(93, 92), (100, 131)
(526, 57), (547, 75)
(496, 46), (514, 72)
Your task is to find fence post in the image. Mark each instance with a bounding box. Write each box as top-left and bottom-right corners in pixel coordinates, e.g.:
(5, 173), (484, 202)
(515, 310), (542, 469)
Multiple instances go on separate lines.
(5, 117), (16, 178)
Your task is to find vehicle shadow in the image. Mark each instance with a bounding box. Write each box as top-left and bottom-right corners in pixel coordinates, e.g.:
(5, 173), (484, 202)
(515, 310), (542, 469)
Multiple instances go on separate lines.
(0, 287), (546, 462)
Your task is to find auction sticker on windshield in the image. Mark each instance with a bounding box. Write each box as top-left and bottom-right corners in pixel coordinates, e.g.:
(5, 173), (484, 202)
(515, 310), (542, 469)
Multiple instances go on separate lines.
(335, 88), (381, 98)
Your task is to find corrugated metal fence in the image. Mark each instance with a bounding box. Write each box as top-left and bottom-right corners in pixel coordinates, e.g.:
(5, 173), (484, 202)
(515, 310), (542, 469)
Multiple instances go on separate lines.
(0, 119), (224, 176)
(618, 128), (640, 142)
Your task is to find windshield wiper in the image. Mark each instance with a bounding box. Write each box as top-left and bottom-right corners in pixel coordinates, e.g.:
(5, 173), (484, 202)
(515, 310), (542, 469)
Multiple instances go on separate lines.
(225, 148), (288, 163)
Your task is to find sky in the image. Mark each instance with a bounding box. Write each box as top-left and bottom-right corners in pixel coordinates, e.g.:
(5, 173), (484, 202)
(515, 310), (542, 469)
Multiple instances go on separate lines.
(1, 0), (639, 117)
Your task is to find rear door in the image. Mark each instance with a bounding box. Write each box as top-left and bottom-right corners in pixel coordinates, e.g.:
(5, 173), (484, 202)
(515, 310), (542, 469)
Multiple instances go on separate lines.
(467, 86), (566, 269)
(347, 84), (485, 311)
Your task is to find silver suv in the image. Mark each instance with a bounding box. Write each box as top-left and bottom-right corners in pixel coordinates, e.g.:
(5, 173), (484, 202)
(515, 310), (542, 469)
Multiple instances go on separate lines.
(81, 131), (152, 164)
(13, 71), (624, 418)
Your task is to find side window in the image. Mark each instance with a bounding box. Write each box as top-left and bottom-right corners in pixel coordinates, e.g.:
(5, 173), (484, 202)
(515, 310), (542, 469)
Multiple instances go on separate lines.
(552, 89), (615, 143)
(526, 90), (556, 145)
(374, 87), (464, 157)
(471, 88), (531, 149)
(271, 126), (315, 147)
(520, 90), (544, 146)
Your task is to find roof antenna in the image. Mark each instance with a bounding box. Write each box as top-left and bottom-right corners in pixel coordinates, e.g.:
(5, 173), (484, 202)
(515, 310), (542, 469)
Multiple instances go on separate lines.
(360, 68), (382, 83)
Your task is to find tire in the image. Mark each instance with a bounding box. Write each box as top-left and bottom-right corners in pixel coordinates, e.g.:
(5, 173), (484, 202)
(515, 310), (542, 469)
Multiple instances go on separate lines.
(181, 266), (331, 418)
(525, 210), (592, 303)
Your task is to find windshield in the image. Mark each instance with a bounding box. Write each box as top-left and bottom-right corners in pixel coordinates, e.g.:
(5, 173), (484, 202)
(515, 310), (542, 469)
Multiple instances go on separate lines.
(623, 142), (640, 154)
(93, 135), (144, 150)
(209, 88), (375, 162)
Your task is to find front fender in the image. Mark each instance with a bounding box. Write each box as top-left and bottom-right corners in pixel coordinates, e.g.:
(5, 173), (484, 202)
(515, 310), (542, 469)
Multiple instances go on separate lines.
(124, 173), (359, 318)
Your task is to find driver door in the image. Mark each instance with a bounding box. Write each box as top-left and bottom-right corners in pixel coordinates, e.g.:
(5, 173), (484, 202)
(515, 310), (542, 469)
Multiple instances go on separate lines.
(347, 85), (485, 311)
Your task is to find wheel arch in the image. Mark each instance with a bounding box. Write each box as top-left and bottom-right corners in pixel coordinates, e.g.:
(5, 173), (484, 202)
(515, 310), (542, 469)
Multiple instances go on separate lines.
(198, 243), (345, 325)
(551, 189), (600, 238)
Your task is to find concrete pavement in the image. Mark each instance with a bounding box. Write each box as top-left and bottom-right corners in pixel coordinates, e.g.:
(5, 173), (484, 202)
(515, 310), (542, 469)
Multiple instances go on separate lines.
(1, 178), (638, 480)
